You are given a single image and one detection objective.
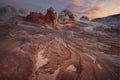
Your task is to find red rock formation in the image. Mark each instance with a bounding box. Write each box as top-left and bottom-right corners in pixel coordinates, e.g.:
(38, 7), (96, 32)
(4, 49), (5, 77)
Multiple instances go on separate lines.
(26, 12), (44, 24)
(44, 7), (58, 28)
(0, 13), (120, 80)
(26, 8), (58, 28)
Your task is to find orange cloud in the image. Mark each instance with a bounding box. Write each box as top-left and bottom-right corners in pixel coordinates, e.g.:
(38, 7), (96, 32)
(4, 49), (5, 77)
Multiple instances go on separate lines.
(78, 0), (120, 19)
(78, 2), (105, 19)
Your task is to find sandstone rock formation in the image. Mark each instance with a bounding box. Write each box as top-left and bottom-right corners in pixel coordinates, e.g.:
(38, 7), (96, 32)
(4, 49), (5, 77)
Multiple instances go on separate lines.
(0, 8), (120, 80)
(26, 12), (44, 24)
(58, 9), (75, 24)
(44, 7), (58, 28)
(26, 7), (58, 28)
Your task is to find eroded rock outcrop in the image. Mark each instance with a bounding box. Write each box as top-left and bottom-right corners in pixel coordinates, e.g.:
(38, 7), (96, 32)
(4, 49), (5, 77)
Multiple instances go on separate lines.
(44, 7), (58, 28)
(26, 7), (58, 28)
(58, 9), (75, 24)
(26, 8), (76, 28)
(26, 12), (44, 24)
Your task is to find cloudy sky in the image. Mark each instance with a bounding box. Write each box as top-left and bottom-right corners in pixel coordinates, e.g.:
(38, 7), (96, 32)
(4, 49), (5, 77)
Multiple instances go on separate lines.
(0, 0), (120, 19)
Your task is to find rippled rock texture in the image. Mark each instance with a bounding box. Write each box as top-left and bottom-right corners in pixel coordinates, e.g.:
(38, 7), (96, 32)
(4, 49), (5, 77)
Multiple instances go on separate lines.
(0, 10), (120, 80)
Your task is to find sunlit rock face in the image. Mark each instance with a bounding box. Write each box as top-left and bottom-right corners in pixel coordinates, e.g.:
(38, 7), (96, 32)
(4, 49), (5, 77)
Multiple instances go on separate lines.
(26, 7), (58, 28)
(58, 9), (75, 24)
(0, 7), (120, 80)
